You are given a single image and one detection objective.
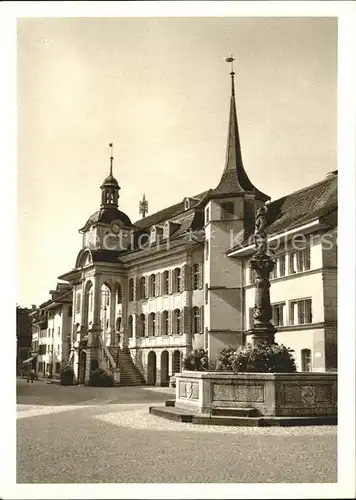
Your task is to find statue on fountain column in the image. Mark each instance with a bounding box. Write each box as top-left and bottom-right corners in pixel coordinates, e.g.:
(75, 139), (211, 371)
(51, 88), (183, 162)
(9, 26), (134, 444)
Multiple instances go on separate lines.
(248, 204), (276, 344)
(254, 205), (268, 256)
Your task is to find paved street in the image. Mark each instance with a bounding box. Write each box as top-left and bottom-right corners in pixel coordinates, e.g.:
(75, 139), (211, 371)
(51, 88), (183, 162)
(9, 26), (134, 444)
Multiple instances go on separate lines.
(17, 379), (337, 484)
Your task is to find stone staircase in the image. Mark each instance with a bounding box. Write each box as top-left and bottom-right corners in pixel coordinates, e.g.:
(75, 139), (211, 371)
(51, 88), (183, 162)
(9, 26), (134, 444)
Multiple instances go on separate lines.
(117, 348), (146, 386)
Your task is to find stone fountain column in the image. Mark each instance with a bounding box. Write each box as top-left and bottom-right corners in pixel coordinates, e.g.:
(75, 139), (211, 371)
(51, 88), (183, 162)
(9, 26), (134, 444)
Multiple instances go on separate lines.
(246, 205), (276, 346)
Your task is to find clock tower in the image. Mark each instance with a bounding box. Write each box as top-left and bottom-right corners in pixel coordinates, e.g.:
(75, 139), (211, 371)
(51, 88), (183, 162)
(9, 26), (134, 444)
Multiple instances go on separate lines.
(79, 143), (133, 251)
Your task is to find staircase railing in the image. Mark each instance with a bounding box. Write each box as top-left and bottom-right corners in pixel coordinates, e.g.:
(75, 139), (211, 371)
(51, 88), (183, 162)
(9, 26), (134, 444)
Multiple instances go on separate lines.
(99, 335), (117, 370)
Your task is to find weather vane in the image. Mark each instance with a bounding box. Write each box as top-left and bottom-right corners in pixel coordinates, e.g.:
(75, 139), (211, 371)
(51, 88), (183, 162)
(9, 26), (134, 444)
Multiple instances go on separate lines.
(109, 142), (114, 175)
(139, 193), (148, 218)
(225, 54), (235, 74)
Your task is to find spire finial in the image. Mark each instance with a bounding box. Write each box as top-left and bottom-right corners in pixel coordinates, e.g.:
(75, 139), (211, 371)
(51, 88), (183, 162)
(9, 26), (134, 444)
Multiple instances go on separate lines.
(139, 193), (148, 218)
(225, 55), (235, 97)
(109, 142), (114, 176)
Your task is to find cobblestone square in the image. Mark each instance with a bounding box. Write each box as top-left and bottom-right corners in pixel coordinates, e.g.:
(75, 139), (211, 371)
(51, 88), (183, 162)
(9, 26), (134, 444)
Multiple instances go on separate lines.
(16, 380), (337, 484)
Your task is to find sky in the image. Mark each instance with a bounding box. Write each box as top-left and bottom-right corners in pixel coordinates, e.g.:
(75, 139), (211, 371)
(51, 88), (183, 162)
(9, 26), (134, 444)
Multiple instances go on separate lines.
(17, 16), (337, 307)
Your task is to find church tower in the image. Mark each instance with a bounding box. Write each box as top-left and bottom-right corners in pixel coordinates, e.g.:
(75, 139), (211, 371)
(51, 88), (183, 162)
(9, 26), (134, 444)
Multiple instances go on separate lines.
(203, 57), (270, 360)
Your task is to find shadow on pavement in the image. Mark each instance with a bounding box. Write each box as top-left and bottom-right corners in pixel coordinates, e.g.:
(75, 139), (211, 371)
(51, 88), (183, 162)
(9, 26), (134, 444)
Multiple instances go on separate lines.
(16, 378), (174, 406)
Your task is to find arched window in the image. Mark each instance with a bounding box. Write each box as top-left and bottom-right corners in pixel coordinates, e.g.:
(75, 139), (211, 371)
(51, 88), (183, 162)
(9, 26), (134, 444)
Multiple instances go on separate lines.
(174, 309), (181, 335)
(174, 268), (181, 293)
(162, 311), (169, 336)
(149, 313), (156, 336)
(128, 278), (134, 302)
(301, 349), (312, 372)
(163, 270), (169, 295)
(140, 313), (146, 337)
(128, 315), (133, 337)
(192, 306), (200, 333)
(139, 276), (146, 300)
(149, 274), (156, 297)
(117, 284), (122, 304)
(193, 264), (200, 290)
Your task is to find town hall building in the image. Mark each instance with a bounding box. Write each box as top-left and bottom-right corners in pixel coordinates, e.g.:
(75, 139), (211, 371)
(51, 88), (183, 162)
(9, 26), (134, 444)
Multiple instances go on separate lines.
(30, 69), (337, 385)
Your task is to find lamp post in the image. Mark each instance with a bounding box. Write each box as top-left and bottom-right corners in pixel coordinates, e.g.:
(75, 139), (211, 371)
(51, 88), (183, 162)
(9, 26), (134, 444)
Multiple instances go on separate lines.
(246, 205), (276, 346)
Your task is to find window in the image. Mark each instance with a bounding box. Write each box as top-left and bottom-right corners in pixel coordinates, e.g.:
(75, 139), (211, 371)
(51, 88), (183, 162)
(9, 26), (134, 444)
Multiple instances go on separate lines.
(205, 207), (210, 224)
(290, 299), (312, 325)
(301, 348), (312, 372)
(57, 327), (61, 336)
(193, 264), (200, 290)
(76, 293), (81, 314)
(117, 284), (122, 304)
(139, 277), (146, 300)
(174, 268), (181, 293)
(149, 274), (156, 297)
(174, 309), (181, 335)
(39, 344), (46, 355)
(220, 201), (234, 219)
(128, 315), (133, 337)
(297, 247), (310, 272)
(163, 270), (169, 295)
(139, 314), (146, 337)
(68, 305), (73, 317)
(129, 278), (134, 301)
(162, 311), (169, 335)
(205, 284), (209, 305)
(249, 267), (255, 285)
(289, 247), (310, 274)
(205, 240), (209, 260)
(278, 254), (286, 277)
(192, 307), (200, 333)
(149, 313), (156, 336)
(55, 362), (61, 373)
(272, 303), (285, 326)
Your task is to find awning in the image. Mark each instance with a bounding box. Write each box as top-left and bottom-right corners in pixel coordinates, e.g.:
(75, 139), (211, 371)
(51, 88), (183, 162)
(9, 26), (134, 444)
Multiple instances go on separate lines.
(22, 356), (37, 364)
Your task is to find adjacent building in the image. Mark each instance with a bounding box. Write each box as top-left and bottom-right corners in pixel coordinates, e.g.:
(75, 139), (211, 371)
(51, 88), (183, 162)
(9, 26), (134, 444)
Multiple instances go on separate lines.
(31, 69), (337, 385)
(30, 283), (72, 378)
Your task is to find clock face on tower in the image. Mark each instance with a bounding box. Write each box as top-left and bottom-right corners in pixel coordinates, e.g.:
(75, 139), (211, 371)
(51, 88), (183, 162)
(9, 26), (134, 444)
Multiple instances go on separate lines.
(110, 220), (123, 235)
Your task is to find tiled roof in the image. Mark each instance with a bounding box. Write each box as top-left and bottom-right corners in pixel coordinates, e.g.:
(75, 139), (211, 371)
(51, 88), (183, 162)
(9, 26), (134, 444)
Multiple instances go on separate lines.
(133, 190), (208, 230)
(230, 173), (337, 251)
(267, 173), (337, 235)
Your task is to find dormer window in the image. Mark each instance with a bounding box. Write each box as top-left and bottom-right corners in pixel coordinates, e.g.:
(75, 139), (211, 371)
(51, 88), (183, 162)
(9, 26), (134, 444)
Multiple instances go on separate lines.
(184, 198), (191, 210)
(150, 226), (157, 244)
(163, 222), (170, 239)
(163, 221), (180, 239)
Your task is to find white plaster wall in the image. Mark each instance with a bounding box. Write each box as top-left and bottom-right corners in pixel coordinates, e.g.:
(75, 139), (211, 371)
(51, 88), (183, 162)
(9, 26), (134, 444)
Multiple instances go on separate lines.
(245, 272), (325, 328)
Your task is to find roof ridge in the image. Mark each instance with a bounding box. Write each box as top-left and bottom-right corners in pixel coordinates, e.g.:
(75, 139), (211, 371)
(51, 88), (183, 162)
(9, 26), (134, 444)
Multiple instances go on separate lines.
(133, 190), (208, 227)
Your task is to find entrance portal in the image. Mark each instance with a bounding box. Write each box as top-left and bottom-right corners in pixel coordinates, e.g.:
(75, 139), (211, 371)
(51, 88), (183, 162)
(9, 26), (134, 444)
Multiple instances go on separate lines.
(78, 350), (87, 385)
(172, 350), (181, 375)
(147, 351), (157, 385)
(160, 351), (169, 386)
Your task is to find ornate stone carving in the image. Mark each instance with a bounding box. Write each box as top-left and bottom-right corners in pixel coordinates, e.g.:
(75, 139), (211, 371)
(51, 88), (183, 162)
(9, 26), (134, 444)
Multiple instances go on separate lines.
(212, 383), (264, 402)
(179, 381), (199, 399)
(300, 386), (317, 404)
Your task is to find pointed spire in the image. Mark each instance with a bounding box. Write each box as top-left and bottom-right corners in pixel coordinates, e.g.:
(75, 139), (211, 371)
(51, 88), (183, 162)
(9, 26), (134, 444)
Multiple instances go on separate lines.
(212, 57), (269, 202)
(109, 142), (114, 176)
(100, 142), (120, 208)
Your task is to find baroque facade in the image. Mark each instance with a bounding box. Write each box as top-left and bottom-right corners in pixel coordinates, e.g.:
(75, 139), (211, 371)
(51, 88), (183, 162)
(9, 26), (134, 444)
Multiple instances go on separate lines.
(31, 70), (337, 385)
